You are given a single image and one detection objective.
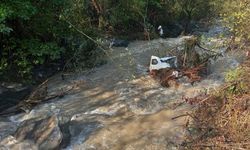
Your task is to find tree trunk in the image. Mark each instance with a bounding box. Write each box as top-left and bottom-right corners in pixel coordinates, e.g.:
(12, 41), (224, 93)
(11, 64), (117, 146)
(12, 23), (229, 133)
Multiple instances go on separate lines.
(91, 0), (106, 29)
(98, 15), (106, 29)
(184, 11), (192, 34)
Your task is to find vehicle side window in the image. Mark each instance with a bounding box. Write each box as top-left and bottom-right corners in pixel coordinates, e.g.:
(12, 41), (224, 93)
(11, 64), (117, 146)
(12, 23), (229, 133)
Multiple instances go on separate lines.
(152, 59), (158, 65)
(161, 58), (175, 66)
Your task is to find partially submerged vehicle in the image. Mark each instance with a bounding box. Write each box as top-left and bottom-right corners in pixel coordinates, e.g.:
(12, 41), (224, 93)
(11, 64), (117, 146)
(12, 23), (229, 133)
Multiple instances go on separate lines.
(149, 55), (177, 72)
(149, 55), (203, 87)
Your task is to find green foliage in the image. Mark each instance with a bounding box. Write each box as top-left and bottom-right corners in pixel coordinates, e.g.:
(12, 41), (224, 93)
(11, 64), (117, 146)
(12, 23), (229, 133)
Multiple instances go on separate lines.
(0, 5), (12, 34)
(65, 38), (106, 70)
(0, 0), (68, 81)
(0, 0), (220, 82)
(220, 0), (250, 47)
(225, 68), (246, 94)
(22, 40), (64, 61)
(225, 68), (243, 82)
(0, 0), (36, 34)
(62, 0), (216, 36)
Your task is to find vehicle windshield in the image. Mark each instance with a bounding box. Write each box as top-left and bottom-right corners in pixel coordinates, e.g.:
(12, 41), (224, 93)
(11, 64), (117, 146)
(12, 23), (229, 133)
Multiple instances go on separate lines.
(160, 58), (176, 67)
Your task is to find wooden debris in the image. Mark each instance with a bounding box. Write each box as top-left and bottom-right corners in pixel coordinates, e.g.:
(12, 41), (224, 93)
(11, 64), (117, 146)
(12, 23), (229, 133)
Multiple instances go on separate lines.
(0, 80), (78, 116)
(181, 64), (205, 84)
(150, 68), (179, 87)
(150, 64), (205, 87)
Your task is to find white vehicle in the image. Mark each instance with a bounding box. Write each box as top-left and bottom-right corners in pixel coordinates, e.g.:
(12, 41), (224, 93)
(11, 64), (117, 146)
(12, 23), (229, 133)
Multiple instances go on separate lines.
(149, 55), (177, 71)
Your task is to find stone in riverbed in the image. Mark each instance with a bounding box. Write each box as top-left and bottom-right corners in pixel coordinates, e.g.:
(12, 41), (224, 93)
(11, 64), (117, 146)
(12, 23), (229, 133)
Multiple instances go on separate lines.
(0, 115), (62, 150)
(0, 135), (38, 150)
(0, 118), (18, 141)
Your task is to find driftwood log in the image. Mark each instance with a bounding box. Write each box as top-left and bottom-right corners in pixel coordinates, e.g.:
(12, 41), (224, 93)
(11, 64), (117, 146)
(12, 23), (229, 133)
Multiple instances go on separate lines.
(0, 79), (76, 116)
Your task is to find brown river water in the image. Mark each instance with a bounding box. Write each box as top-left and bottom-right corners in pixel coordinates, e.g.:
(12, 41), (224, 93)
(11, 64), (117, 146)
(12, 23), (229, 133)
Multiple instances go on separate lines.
(0, 23), (246, 150)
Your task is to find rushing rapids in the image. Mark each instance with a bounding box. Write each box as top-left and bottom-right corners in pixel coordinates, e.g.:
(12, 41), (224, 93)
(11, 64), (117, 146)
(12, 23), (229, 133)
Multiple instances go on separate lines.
(0, 22), (246, 150)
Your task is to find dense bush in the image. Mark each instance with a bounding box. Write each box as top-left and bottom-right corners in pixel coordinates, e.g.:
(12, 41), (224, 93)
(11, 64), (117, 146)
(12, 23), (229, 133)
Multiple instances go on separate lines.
(0, 0), (67, 80)
(212, 0), (250, 50)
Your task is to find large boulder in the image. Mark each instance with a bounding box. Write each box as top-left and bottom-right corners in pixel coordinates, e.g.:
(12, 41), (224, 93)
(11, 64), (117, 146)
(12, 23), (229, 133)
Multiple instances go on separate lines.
(0, 115), (62, 150)
(0, 135), (38, 150)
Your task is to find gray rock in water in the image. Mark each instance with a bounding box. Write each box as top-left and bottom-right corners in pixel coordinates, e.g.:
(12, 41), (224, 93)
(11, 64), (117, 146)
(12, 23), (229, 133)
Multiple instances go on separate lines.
(109, 39), (129, 48)
(65, 117), (102, 149)
(0, 135), (38, 150)
(1, 115), (62, 150)
(0, 118), (18, 141)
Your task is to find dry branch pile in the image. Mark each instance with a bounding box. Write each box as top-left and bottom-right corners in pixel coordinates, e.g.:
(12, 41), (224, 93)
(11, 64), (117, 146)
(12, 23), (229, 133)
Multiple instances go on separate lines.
(150, 64), (205, 87)
(181, 64), (206, 84)
(150, 69), (178, 87)
(182, 59), (250, 150)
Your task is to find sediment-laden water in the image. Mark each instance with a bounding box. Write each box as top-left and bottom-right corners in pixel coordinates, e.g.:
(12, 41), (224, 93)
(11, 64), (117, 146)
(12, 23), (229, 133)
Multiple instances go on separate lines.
(0, 22), (246, 150)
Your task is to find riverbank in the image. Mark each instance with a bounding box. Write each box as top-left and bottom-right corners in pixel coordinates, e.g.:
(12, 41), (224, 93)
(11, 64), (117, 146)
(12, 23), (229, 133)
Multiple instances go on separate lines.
(183, 56), (250, 150)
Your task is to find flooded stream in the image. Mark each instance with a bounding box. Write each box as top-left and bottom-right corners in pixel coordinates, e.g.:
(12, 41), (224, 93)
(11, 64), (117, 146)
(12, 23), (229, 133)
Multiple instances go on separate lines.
(0, 22), (246, 150)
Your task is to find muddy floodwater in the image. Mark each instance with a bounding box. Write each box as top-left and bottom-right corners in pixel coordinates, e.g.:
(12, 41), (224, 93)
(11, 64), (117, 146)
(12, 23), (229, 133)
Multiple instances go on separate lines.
(0, 22), (246, 149)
